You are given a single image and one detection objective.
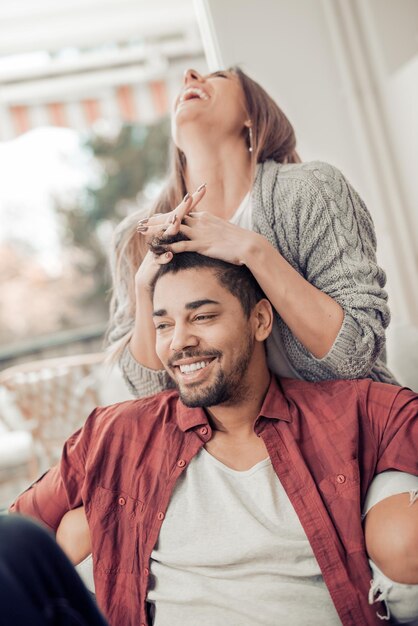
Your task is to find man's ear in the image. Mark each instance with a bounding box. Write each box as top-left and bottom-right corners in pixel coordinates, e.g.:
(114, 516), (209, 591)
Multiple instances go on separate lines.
(252, 299), (273, 342)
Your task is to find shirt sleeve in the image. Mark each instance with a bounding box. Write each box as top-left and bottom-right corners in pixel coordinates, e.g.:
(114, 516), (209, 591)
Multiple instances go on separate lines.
(9, 409), (97, 532)
(364, 382), (418, 475)
(269, 161), (393, 381)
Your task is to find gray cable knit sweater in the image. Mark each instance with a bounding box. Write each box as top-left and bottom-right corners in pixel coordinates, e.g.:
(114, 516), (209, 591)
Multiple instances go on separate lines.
(110, 160), (397, 397)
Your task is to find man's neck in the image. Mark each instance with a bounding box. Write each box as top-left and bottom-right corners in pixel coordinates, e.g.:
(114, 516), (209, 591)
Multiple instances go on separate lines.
(206, 371), (271, 438)
(203, 371), (271, 471)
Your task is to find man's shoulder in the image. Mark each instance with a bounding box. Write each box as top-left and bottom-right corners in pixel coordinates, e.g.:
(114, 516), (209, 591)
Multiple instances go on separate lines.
(91, 388), (180, 432)
(280, 377), (408, 413)
(281, 376), (360, 396)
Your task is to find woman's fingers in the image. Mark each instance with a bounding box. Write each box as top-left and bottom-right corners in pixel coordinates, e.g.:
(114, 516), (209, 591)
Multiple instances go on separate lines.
(137, 184), (206, 235)
(188, 183), (207, 211)
(155, 251), (173, 265)
(163, 239), (195, 254)
(162, 184), (206, 236)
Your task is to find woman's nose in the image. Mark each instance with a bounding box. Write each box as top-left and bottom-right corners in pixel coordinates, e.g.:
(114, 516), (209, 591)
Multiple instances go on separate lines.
(183, 68), (203, 85)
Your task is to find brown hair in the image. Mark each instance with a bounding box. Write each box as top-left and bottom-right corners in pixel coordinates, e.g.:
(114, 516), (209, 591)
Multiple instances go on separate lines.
(107, 67), (300, 361)
(233, 67), (300, 166)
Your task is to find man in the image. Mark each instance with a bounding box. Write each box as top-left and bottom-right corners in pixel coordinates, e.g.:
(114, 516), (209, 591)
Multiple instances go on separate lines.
(9, 247), (418, 626)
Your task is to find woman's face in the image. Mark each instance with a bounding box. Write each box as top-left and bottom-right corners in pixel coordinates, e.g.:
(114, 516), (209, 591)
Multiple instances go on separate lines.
(172, 68), (248, 149)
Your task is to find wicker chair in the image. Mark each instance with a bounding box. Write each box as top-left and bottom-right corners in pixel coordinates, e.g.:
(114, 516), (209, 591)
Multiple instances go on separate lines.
(0, 353), (105, 472)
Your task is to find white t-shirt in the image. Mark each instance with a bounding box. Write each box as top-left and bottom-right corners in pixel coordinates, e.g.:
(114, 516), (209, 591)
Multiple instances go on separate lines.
(229, 193), (301, 380)
(147, 449), (341, 625)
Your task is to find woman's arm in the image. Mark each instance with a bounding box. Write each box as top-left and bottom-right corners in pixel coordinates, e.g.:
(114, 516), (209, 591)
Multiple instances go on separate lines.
(260, 161), (392, 379)
(163, 216), (343, 357)
(244, 234), (344, 358)
(56, 506), (91, 565)
(130, 251), (171, 370)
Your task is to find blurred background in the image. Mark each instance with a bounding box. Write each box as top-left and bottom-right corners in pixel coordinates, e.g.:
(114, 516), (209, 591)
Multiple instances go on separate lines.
(0, 0), (417, 506)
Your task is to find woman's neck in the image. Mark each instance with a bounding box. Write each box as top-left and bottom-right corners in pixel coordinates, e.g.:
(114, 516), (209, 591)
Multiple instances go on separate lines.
(183, 137), (253, 220)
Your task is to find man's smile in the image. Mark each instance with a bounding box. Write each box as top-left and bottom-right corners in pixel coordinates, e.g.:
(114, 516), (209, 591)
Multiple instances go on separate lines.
(169, 354), (219, 385)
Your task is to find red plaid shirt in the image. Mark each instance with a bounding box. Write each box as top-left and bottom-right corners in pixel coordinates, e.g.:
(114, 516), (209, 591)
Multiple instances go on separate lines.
(10, 376), (418, 626)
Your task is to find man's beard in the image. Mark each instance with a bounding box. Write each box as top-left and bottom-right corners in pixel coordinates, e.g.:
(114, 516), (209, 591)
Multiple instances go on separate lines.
(172, 334), (254, 408)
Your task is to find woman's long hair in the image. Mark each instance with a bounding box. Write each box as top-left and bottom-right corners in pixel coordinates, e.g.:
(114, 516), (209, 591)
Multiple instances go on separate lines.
(107, 67), (300, 361)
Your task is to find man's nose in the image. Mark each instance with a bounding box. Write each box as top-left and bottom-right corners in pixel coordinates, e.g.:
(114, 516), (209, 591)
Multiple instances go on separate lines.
(183, 68), (203, 86)
(170, 324), (199, 353)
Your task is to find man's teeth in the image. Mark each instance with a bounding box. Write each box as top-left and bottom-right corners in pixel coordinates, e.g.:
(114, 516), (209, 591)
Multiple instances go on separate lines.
(180, 87), (209, 102)
(179, 361), (210, 374)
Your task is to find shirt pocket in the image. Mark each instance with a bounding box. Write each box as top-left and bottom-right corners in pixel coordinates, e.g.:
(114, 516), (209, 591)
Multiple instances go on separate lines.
(88, 485), (144, 575)
(318, 458), (360, 504)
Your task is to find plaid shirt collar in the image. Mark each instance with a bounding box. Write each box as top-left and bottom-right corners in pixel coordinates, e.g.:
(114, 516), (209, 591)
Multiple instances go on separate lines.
(175, 374), (292, 433)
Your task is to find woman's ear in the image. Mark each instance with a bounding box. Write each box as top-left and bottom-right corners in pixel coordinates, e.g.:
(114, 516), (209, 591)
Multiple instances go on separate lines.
(252, 299), (273, 342)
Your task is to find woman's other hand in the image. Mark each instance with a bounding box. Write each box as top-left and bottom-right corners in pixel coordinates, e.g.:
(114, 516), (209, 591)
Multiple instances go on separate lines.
(161, 211), (257, 266)
(136, 183), (207, 240)
(135, 183), (207, 291)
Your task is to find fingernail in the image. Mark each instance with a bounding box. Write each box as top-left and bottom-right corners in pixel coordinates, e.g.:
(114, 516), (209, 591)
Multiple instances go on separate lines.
(171, 214), (177, 224)
(165, 251), (172, 258)
(137, 218), (148, 225)
(196, 183), (207, 192)
(183, 192), (191, 202)
(136, 225), (148, 233)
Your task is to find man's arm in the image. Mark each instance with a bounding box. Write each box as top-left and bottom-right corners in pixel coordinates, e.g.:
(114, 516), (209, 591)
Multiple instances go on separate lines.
(364, 382), (418, 474)
(9, 409), (97, 532)
(9, 465), (72, 532)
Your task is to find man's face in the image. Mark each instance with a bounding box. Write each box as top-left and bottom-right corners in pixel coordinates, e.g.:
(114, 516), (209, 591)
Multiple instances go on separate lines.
(153, 268), (256, 407)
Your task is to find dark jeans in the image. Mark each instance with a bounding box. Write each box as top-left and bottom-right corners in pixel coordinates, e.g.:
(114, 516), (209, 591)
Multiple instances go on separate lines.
(0, 514), (108, 626)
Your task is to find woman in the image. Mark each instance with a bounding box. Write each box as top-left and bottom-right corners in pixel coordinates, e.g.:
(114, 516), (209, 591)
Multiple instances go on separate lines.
(107, 67), (397, 398)
(59, 68), (418, 622)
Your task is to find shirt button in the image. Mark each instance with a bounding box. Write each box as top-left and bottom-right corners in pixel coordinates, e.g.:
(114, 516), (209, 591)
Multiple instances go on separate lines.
(118, 496), (126, 506)
(177, 459), (186, 468)
(199, 426), (208, 435)
(157, 511), (165, 521)
(336, 474), (346, 484)
(144, 568), (149, 576)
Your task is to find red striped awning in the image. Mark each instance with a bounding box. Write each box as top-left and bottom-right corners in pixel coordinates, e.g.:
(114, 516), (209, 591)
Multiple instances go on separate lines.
(0, 79), (176, 141)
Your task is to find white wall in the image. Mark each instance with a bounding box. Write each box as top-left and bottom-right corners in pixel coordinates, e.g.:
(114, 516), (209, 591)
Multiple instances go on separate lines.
(194, 0), (418, 327)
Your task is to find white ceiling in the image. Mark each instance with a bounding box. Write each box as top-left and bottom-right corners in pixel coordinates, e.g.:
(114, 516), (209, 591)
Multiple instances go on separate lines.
(0, 0), (198, 56)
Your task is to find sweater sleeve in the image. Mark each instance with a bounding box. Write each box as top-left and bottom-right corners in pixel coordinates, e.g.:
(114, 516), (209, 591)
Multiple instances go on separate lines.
(256, 161), (394, 382)
(119, 345), (175, 398)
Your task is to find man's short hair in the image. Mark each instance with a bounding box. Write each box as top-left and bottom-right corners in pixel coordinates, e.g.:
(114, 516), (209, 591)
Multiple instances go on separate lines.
(149, 233), (266, 318)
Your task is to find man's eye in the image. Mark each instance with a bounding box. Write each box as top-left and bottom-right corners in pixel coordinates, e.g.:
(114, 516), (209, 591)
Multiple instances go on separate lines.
(155, 322), (171, 331)
(194, 314), (215, 322)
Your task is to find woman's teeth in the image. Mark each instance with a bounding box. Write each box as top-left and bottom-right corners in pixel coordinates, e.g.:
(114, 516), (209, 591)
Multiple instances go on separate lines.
(179, 87), (209, 102)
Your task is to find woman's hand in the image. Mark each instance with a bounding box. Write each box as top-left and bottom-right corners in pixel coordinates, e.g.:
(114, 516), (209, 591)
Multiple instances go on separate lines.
(135, 183), (207, 291)
(136, 183), (207, 241)
(134, 248), (173, 293)
(159, 211), (258, 266)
